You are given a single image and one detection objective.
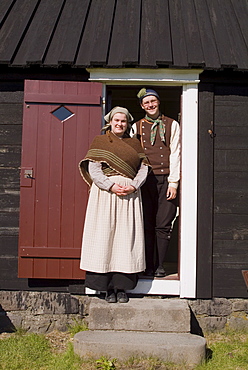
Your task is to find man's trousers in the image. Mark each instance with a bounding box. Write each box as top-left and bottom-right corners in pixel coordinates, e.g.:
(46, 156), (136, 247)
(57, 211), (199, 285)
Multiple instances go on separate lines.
(141, 173), (178, 272)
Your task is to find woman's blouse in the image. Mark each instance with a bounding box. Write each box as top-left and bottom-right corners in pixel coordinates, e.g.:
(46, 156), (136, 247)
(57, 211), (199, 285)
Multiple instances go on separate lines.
(88, 161), (148, 191)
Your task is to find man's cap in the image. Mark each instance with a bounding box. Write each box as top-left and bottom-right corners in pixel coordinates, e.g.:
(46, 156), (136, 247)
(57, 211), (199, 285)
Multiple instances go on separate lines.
(137, 88), (160, 102)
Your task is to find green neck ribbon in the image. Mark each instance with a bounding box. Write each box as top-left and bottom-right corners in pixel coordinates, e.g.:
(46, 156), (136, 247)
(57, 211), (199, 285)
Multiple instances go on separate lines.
(145, 114), (165, 145)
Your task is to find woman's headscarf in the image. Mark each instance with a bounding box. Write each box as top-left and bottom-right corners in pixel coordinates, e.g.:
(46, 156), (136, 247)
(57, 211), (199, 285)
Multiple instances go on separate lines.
(103, 106), (134, 123)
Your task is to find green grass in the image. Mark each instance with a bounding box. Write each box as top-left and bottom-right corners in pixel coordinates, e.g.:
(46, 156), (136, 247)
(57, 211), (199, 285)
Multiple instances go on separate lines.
(0, 332), (81, 370)
(67, 318), (88, 336)
(196, 330), (248, 370)
(0, 329), (248, 369)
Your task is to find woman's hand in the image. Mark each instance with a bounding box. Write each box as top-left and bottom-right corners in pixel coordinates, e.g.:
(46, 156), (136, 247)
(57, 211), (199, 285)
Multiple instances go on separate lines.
(120, 185), (136, 195)
(110, 184), (136, 196)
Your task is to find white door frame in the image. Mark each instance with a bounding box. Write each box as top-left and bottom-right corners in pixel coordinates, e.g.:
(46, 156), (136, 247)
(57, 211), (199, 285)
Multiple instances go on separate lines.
(87, 68), (203, 298)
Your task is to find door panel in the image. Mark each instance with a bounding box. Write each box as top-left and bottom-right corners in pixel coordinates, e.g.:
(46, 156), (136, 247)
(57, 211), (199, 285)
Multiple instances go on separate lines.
(18, 80), (102, 279)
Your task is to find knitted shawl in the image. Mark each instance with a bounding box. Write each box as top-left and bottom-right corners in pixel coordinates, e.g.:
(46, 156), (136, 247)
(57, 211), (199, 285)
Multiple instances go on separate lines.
(79, 131), (150, 186)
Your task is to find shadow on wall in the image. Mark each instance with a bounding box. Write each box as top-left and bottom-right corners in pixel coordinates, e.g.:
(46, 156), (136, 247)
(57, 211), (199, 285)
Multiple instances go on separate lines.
(0, 304), (16, 333)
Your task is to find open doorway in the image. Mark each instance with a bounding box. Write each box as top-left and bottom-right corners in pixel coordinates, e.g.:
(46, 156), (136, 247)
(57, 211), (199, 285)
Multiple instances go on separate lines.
(106, 85), (182, 281)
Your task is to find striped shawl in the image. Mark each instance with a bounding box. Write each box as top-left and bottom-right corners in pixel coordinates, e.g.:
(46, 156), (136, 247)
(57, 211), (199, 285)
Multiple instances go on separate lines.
(79, 131), (150, 186)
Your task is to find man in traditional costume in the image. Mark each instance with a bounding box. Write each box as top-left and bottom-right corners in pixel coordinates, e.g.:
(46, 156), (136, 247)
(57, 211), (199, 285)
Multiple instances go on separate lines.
(131, 88), (180, 277)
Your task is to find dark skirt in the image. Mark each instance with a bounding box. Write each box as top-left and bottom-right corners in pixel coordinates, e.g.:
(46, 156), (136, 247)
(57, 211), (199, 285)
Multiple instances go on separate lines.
(85, 271), (138, 291)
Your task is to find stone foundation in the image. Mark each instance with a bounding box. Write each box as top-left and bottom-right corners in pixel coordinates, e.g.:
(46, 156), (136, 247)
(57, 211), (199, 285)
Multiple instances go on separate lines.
(188, 298), (248, 332)
(0, 291), (87, 333)
(0, 291), (247, 334)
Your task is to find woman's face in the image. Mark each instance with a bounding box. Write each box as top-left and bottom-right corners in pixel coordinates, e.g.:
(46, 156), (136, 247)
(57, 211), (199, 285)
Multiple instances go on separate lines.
(110, 113), (128, 137)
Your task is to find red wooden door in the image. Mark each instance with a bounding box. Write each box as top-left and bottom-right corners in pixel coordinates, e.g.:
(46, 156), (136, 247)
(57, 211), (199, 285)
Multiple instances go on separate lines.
(18, 80), (102, 279)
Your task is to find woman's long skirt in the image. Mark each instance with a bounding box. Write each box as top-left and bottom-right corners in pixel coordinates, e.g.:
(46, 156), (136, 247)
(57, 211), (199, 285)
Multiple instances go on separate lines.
(80, 175), (146, 291)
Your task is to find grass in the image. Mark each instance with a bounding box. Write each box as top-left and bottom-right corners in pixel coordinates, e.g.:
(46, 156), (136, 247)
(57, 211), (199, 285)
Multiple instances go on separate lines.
(0, 329), (248, 369)
(67, 318), (89, 336)
(196, 330), (248, 370)
(0, 331), (82, 370)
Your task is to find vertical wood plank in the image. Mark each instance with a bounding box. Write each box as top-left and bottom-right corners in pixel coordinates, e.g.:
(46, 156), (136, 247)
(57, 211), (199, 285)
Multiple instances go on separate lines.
(47, 259), (60, 278)
(60, 110), (77, 251)
(72, 260), (86, 279)
(140, 0), (172, 66)
(33, 259), (47, 278)
(74, 106), (89, 252)
(197, 83), (214, 298)
(18, 257), (33, 278)
(60, 259), (73, 279)
(34, 103), (50, 249)
(47, 110), (63, 248)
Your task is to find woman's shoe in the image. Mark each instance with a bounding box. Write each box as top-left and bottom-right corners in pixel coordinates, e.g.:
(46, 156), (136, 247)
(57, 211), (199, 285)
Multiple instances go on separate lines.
(105, 290), (117, 303)
(144, 268), (154, 276)
(117, 290), (129, 303)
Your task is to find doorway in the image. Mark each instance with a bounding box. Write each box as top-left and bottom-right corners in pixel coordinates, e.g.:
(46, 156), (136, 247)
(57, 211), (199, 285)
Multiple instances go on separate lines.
(106, 85), (182, 281)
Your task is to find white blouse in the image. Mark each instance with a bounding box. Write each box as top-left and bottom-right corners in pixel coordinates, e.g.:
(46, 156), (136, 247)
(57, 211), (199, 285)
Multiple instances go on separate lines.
(88, 161), (148, 191)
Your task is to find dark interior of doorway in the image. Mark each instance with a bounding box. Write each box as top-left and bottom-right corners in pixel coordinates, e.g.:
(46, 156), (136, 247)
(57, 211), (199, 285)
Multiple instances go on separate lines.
(106, 85), (182, 279)
(107, 85), (181, 122)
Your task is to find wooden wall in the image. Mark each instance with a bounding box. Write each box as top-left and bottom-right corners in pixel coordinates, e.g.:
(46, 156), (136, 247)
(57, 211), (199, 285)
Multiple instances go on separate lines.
(213, 84), (248, 297)
(197, 71), (248, 298)
(0, 81), (23, 289)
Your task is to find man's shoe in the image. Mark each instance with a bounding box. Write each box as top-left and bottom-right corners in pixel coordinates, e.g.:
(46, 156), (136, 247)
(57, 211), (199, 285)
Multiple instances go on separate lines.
(117, 291), (129, 303)
(154, 266), (166, 278)
(105, 290), (117, 303)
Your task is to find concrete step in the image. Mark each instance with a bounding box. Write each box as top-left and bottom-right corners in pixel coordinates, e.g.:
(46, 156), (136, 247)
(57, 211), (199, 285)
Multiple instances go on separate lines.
(86, 297), (190, 333)
(74, 330), (206, 366)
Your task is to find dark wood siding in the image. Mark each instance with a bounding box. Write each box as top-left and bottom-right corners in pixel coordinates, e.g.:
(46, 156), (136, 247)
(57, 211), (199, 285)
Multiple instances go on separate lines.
(213, 85), (248, 297)
(0, 81), (23, 289)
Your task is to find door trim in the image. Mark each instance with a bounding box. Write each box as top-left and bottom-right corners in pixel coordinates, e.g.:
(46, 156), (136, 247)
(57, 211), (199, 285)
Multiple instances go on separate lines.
(87, 68), (203, 298)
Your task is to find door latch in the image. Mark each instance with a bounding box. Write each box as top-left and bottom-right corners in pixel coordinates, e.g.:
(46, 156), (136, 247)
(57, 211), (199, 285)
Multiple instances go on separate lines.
(24, 169), (35, 179)
(208, 129), (216, 138)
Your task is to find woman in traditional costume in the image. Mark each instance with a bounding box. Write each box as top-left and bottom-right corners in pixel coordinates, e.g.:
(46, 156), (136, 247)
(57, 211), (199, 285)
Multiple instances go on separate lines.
(79, 107), (150, 303)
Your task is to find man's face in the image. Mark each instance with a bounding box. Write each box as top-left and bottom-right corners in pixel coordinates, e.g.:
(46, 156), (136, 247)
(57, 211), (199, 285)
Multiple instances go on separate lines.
(141, 95), (160, 119)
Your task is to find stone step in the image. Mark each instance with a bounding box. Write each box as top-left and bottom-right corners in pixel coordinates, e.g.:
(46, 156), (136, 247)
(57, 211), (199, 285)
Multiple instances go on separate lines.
(74, 330), (206, 366)
(86, 297), (190, 332)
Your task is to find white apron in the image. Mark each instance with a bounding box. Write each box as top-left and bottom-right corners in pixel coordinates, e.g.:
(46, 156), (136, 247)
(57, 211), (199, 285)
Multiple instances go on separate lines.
(80, 175), (146, 273)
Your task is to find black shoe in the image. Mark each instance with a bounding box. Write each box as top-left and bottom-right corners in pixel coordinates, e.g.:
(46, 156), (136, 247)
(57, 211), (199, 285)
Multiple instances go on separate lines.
(117, 291), (129, 303)
(144, 269), (154, 277)
(154, 266), (166, 278)
(105, 290), (117, 303)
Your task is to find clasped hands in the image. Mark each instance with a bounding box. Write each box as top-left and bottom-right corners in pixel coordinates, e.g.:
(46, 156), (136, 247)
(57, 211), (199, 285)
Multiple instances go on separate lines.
(110, 183), (136, 196)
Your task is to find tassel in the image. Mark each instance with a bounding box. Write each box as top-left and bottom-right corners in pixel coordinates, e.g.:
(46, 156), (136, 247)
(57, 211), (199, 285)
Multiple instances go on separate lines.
(107, 130), (113, 142)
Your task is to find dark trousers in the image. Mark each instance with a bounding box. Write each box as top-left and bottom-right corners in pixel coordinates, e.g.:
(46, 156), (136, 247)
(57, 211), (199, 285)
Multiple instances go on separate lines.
(141, 173), (178, 271)
(85, 272), (138, 291)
